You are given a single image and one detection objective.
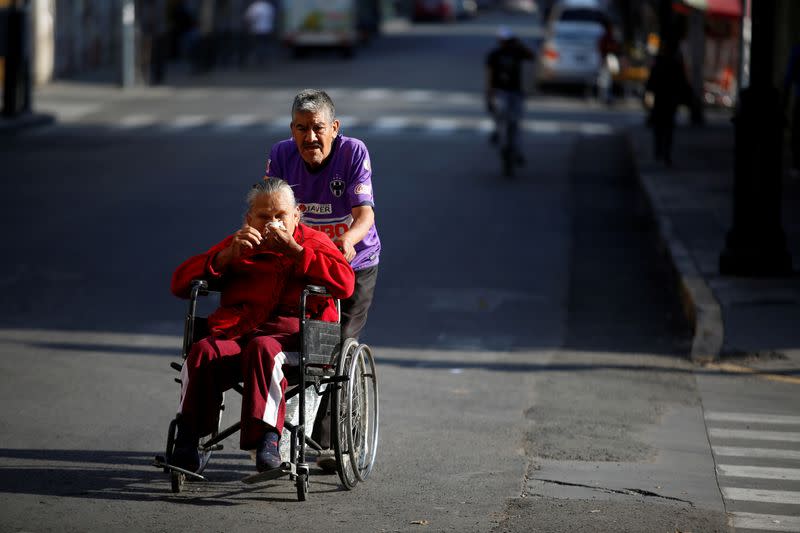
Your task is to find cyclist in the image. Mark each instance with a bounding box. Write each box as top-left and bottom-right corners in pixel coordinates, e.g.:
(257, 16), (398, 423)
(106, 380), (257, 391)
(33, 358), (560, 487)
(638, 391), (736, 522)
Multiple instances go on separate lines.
(485, 26), (535, 165)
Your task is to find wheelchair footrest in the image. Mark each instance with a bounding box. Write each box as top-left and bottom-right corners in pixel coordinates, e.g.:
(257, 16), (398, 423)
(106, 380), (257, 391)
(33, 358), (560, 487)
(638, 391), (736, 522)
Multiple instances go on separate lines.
(152, 456), (208, 481)
(241, 462), (294, 485)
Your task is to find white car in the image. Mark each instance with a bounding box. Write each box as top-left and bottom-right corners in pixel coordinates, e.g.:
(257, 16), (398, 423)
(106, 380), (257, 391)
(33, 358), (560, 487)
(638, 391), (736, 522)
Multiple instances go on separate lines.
(535, 0), (610, 91)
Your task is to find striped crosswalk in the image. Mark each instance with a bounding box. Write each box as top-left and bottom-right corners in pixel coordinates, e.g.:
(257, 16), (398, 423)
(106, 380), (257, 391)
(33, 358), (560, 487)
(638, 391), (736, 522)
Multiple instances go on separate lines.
(30, 113), (617, 138)
(706, 410), (800, 532)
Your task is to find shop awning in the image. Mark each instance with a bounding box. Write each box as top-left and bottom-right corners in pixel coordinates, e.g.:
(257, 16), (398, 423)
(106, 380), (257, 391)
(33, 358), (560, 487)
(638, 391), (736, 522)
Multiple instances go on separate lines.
(673, 0), (742, 18)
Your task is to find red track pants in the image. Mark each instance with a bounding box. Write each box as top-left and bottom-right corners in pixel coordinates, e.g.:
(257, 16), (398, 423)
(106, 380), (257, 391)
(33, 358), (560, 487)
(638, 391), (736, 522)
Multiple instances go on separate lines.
(178, 318), (299, 450)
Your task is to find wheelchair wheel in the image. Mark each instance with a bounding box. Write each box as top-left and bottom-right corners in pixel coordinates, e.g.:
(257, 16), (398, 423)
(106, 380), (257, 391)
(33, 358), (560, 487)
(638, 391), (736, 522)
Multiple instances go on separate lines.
(170, 471), (185, 493)
(332, 342), (379, 489)
(296, 472), (309, 501)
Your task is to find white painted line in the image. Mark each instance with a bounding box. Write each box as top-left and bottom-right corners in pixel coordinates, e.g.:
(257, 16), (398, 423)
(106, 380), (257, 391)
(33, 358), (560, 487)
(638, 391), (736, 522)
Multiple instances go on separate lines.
(403, 90), (434, 102)
(731, 512), (800, 532)
(713, 446), (800, 460)
(579, 123), (614, 135)
(116, 114), (157, 129)
(721, 487), (800, 505)
(37, 102), (100, 121)
(358, 88), (391, 101)
(706, 412), (800, 426)
(166, 115), (209, 130)
(336, 115), (361, 128)
(373, 117), (410, 131)
(476, 118), (494, 133)
(710, 428), (800, 442)
(717, 464), (800, 480)
(524, 120), (561, 134)
(216, 114), (259, 129)
(444, 93), (476, 105)
(269, 116), (291, 130)
(426, 118), (458, 133)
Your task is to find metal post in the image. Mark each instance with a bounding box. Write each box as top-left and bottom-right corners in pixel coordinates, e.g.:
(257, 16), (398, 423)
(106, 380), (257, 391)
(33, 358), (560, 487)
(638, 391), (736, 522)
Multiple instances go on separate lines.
(121, 0), (136, 87)
(719, 0), (792, 276)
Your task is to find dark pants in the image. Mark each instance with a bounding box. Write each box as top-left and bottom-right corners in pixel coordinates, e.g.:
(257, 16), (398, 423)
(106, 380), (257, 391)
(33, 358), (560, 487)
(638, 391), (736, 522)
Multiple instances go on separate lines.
(312, 265), (379, 449)
(653, 105), (677, 165)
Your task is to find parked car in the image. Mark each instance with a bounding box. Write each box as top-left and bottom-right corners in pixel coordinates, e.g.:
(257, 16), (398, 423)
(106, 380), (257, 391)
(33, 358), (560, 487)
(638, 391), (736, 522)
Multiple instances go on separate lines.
(412, 0), (457, 21)
(534, 0), (610, 91)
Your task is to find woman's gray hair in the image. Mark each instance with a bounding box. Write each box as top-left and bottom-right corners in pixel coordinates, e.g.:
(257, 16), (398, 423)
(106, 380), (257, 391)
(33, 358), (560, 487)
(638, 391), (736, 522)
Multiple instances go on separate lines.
(291, 89), (336, 123)
(247, 177), (297, 211)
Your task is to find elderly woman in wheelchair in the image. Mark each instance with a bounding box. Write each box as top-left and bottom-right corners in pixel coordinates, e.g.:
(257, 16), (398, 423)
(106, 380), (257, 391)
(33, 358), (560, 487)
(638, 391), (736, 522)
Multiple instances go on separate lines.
(160, 178), (378, 499)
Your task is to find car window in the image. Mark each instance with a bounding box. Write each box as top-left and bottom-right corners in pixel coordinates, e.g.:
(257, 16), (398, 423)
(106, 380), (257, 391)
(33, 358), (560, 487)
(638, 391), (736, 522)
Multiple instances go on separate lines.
(559, 8), (608, 25)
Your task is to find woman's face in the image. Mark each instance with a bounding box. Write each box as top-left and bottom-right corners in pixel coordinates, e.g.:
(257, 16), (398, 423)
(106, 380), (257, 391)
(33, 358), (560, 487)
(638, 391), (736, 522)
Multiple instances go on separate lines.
(246, 190), (300, 237)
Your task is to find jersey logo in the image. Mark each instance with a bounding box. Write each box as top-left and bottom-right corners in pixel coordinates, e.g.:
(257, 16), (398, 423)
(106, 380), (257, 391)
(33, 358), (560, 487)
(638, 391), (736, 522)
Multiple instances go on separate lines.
(299, 203), (332, 214)
(354, 183), (371, 195)
(329, 178), (345, 198)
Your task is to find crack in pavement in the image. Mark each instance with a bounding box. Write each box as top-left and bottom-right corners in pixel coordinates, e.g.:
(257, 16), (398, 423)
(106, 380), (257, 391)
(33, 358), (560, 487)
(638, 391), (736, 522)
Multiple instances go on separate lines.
(532, 478), (695, 505)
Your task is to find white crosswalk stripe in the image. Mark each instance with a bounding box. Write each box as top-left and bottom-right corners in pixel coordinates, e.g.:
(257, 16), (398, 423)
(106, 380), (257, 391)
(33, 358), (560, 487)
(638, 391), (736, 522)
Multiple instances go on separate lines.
(706, 412), (800, 426)
(38, 113), (618, 139)
(730, 512), (800, 532)
(710, 428), (800, 442)
(718, 465), (800, 481)
(706, 411), (800, 531)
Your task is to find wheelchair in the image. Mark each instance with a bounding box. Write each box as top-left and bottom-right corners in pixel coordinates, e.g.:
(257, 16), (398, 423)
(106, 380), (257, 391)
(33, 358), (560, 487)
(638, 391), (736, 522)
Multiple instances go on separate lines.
(153, 280), (379, 500)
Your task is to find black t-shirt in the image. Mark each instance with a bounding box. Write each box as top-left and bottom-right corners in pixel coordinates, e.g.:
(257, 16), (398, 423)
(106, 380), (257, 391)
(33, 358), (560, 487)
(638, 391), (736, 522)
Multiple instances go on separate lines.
(486, 44), (530, 92)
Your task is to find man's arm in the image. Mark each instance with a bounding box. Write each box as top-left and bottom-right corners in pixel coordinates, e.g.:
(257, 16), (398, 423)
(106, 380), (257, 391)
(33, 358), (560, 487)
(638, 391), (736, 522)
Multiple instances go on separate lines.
(335, 205), (374, 262)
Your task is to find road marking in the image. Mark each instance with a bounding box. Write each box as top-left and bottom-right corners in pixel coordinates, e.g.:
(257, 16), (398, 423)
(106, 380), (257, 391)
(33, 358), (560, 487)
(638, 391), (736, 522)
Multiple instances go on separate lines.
(731, 513), (800, 532)
(116, 114), (158, 129)
(166, 115), (209, 130)
(476, 118), (494, 133)
(373, 116), (410, 132)
(403, 90), (434, 102)
(709, 428), (800, 442)
(706, 412), (800, 426)
(717, 465), (800, 480)
(425, 118), (458, 133)
(216, 114), (259, 130)
(336, 115), (361, 128)
(721, 487), (800, 505)
(358, 88), (391, 101)
(712, 446), (800, 460)
(269, 116), (291, 130)
(525, 120), (561, 134)
(579, 123), (614, 135)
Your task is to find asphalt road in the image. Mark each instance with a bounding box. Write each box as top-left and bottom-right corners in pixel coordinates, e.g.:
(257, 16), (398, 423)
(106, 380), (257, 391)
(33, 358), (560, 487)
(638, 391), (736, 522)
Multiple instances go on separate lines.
(0, 10), (740, 533)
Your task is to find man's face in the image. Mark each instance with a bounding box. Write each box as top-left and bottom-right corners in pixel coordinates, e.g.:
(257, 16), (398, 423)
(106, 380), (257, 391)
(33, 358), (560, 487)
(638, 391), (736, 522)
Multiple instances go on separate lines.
(291, 109), (340, 168)
(246, 190), (301, 238)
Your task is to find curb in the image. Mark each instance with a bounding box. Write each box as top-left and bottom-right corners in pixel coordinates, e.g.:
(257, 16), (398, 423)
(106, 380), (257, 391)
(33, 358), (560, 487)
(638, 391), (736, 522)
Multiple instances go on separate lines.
(625, 132), (724, 364)
(0, 112), (56, 135)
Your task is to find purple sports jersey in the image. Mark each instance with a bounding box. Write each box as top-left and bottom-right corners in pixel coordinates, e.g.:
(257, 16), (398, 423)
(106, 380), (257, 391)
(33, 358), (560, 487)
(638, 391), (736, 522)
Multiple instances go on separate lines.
(266, 134), (381, 271)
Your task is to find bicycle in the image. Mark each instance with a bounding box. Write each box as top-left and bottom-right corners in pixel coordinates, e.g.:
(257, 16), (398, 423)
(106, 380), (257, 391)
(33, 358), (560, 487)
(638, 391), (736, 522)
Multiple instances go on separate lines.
(488, 92), (522, 178)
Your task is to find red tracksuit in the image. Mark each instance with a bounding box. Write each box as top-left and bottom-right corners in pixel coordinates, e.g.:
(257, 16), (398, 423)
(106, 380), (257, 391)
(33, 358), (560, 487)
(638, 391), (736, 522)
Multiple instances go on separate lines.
(171, 224), (355, 449)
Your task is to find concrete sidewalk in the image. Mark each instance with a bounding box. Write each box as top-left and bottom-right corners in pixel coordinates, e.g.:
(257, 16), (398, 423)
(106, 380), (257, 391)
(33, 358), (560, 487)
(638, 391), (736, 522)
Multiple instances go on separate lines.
(628, 110), (800, 379)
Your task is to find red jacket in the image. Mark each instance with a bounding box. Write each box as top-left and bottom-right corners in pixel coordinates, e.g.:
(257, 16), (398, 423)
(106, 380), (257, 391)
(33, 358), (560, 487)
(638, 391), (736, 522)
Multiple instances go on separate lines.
(171, 224), (355, 338)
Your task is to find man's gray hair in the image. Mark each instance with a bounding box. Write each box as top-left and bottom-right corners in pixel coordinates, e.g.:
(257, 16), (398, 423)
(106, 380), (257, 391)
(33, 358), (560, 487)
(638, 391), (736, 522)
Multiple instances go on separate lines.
(247, 177), (297, 210)
(291, 89), (336, 123)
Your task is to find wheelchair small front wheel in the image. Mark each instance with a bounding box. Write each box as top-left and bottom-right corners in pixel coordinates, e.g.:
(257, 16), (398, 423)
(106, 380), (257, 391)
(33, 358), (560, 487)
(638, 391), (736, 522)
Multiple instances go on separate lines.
(296, 473), (309, 501)
(170, 471), (185, 493)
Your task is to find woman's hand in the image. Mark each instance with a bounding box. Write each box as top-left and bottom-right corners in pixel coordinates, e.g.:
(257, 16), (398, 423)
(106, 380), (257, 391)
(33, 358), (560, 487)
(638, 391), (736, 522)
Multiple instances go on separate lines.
(212, 223), (263, 271)
(261, 221), (304, 258)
